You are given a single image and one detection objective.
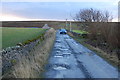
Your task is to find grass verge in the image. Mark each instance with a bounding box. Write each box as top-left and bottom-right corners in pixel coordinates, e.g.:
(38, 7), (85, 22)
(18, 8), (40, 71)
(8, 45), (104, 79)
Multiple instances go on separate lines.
(72, 30), (88, 34)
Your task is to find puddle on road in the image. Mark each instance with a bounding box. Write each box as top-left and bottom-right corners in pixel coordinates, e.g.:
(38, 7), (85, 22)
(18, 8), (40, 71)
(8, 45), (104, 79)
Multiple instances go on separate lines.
(71, 41), (78, 45)
(62, 54), (71, 58)
(63, 52), (71, 55)
(64, 36), (71, 39)
(54, 46), (62, 49)
(55, 43), (61, 45)
(54, 55), (63, 58)
(56, 40), (61, 43)
(60, 48), (71, 52)
(55, 42), (61, 44)
(55, 44), (61, 47)
(54, 53), (71, 58)
(83, 52), (95, 56)
(54, 51), (71, 57)
(53, 66), (67, 70)
(49, 64), (71, 70)
(55, 53), (62, 56)
(54, 48), (61, 51)
(56, 51), (61, 53)
(60, 49), (69, 51)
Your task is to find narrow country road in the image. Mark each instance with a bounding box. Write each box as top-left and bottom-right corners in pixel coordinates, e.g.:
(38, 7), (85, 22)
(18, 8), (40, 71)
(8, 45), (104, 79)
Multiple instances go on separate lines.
(44, 31), (119, 78)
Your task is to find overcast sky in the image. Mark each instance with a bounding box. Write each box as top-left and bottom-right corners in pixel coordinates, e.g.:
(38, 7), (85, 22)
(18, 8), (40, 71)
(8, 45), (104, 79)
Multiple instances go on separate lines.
(1, 0), (119, 21)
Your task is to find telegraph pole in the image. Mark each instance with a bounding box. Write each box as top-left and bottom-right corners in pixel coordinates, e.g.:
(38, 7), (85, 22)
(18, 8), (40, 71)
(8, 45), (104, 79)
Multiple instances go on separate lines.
(70, 21), (71, 31)
(66, 19), (67, 29)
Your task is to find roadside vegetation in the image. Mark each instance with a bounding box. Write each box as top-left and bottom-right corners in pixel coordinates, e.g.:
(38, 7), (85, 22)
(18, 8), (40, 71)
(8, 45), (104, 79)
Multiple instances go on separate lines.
(68, 29), (119, 69)
(68, 23), (119, 69)
(2, 27), (46, 49)
(72, 30), (88, 34)
(2, 28), (56, 78)
(2, 27), (56, 78)
(67, 8), (120, 69)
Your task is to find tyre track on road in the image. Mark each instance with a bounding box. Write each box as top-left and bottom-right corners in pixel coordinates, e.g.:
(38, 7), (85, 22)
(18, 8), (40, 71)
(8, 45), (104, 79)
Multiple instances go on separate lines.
(65, 38), (92, 78)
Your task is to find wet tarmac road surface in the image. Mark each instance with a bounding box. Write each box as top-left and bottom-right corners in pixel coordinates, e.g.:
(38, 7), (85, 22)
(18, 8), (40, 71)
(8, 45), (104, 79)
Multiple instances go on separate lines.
(44, 31), (119, 78)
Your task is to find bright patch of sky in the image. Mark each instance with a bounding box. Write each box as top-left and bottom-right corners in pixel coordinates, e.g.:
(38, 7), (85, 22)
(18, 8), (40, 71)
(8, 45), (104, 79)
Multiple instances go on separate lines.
(1, 0), (119, 21)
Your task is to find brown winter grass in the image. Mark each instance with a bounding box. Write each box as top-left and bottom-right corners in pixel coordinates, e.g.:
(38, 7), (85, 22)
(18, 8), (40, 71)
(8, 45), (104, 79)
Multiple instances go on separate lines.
(88, 22), (119, 48)
(2, 28), (56, 78)
(68, 31), (119, 69)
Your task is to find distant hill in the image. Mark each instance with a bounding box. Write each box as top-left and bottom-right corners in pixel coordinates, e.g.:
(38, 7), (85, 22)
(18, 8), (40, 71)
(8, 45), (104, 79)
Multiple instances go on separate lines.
(1, 21), (66, 29)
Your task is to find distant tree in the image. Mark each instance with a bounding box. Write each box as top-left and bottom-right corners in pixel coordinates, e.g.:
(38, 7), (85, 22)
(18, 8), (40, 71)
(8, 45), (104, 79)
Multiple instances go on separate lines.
(74, 8), (113, 22)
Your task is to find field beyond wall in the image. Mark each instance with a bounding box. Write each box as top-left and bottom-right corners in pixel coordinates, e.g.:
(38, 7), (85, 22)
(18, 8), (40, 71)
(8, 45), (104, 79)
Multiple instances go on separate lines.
(2, 27), (46, 49)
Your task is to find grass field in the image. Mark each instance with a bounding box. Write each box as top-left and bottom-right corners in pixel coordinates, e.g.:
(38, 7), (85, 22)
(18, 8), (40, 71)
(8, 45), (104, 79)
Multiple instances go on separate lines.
(72, 30), (88, 34)
(2, 27), (46, 49)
